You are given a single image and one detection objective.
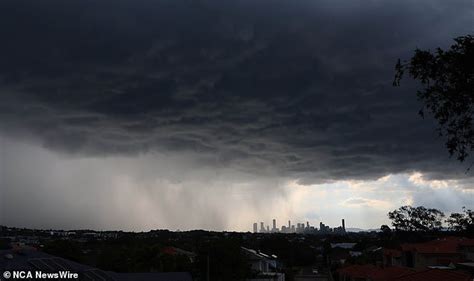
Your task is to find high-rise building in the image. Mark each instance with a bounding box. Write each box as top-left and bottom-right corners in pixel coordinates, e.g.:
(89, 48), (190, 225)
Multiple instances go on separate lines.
(319, 222), (330, 233)
(260, 222), (265, 232)
(342, 219), (346, 232)
(272, 219), (276, 231)
(253, 223), (258, 233)
(296, 223), (304, 233)
(306, 221), (310, 229)
(288, 220), (291, 229)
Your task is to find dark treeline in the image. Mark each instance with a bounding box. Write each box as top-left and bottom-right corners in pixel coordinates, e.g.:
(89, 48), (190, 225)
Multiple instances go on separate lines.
(382, 205), (473, 234)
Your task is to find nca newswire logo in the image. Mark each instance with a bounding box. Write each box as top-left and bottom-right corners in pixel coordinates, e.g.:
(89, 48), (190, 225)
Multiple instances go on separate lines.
(2, 270), (79, 280)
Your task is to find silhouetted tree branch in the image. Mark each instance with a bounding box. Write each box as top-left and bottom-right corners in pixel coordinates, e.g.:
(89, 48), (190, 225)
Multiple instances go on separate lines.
(394, 35), (474, 163)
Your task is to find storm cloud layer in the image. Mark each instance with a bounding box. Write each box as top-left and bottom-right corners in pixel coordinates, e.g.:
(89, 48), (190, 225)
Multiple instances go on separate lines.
(0, 0), (473, 230)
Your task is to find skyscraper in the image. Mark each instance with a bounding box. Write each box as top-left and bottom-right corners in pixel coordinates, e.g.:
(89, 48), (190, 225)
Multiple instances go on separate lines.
(253, 223), (258, 233)
(260, 222), (265, 232)
(342, 219), (346, 232)
(272, 219), (276, 231)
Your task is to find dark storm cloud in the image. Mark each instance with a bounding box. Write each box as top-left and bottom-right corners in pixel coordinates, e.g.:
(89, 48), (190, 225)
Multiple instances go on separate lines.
(1, 0), (473, 182)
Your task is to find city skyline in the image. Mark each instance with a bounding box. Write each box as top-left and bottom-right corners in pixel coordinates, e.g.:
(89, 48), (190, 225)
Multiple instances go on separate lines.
(252, 218), (346, 234)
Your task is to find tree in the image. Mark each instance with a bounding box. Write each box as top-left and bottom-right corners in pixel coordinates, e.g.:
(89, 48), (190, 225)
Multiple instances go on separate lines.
(380, 225), (391, 234)
(394, 35), (474, 162)
(379, 225), (392, 240)
(388, 205), (445, 232)
(446, 206), (474, 232)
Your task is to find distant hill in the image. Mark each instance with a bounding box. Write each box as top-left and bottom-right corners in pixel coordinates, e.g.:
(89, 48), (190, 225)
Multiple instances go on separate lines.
(346, 228), (380, 233)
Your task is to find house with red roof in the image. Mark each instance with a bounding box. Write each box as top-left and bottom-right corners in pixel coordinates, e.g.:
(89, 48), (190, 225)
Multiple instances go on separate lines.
(338, 264), (474, 281)
(340, 237), (474, 281)
(384, 237), (474, 269)
(161, 246), (197, 263)
(394, 268), (472, 281)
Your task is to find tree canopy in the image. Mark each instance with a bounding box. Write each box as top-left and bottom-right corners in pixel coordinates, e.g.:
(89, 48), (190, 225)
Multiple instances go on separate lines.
(446, 206), (474, 233)
(388, 205), (445, 232)
(394, 35), (474, 162)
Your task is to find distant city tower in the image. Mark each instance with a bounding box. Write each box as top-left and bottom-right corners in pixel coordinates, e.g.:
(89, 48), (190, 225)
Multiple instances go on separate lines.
(253, 223), (258, 233)
(342, 219), (346, 231)
(272, 219), (276, 231)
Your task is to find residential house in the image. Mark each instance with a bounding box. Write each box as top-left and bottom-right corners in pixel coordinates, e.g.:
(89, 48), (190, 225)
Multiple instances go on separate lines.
(242, 247), (285, 281)
(394, 268), (472, 281)
(384, 237), (474, 269)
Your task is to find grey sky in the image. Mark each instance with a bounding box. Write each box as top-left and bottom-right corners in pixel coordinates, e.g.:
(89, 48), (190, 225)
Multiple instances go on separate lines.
(0, 0), (473, 231)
